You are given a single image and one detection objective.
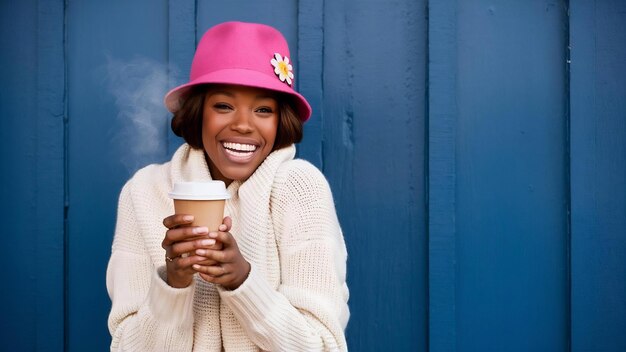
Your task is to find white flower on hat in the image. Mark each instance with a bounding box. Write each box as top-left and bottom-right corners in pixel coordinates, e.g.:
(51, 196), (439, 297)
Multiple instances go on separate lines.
(271, 53), (294, 86)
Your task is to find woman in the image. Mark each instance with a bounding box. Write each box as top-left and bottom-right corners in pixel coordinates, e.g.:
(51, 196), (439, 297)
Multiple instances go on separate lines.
(106, 21), (349, 351)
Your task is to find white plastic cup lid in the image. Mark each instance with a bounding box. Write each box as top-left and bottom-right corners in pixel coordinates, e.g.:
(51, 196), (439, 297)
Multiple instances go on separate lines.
(168, 181), (231, 200)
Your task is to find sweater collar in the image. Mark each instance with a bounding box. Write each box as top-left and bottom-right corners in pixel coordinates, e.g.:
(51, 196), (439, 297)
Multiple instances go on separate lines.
(170, 143), (296, 197)
(170, 144), (212, 184)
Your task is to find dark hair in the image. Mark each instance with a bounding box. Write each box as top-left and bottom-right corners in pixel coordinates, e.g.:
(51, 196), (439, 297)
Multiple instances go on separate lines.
(171, 85), (303, 151)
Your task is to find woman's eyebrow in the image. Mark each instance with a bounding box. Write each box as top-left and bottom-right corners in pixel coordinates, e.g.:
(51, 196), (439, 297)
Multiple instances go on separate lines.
(209, 91), (274, 100)
(255, 95), (276, 101)
(209, 90), (235, 97)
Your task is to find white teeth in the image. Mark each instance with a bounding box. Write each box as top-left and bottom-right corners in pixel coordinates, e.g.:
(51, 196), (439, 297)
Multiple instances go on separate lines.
(225, 149), (252, 157)
(222, 142), (257, 152)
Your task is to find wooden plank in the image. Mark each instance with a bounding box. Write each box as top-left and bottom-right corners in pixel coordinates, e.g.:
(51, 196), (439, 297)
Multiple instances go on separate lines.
(427, 0), (458, 350)
(323, 1), (428, 350)
(453, 1), (569, 351)
(36, 1), (66, 351)
(296, 0), (324, 168)
(0, 1), (65, 350)
(66, 0), (169, 349)
(167, 0), (195, 156)
(570, 0), (626, 350)
(0, 0), (44, 349)
(195, 1), (298, 46)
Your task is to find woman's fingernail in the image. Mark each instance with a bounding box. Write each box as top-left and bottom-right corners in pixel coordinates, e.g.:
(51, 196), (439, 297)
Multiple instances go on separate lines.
(219, 224), (226, 231)
(193, 227), (209, 234)
(208, 232), (218, 238)
(196, 249), (207, 256)
(200, 239), (215, 246)
(183, 215), (194, 222)
(192, 264), (200, 270)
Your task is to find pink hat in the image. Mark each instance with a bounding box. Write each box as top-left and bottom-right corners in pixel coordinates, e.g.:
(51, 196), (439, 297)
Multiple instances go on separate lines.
(164, 21), (312, 122)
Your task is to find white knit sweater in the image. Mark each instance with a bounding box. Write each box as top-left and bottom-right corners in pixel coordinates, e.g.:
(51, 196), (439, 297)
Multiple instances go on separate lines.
(106, 144), (349, 351)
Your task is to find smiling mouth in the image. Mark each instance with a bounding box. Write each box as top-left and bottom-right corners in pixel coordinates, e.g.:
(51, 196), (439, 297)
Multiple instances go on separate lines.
(221, 141), (259, 161)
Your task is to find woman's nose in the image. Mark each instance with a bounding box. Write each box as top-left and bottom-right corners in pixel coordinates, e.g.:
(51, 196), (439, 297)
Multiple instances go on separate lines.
(230, 110), (254, 133)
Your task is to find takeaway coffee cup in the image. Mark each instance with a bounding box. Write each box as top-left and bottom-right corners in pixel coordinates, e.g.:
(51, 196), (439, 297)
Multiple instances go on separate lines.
(168, 181), (231, 232)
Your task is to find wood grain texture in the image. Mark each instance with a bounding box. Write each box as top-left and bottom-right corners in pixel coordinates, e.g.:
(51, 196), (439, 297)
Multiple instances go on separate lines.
(36, 1), (66, 350)
(454, 1), (569, 351)
(196, 0), (298, 49)
(66, 0), (169, 349)
(0, 1), (38, 346)
(323, 1), (428, 350)
(0, 0), (65, 350)
(570, 0), (626, 350)
(428, 0), (458, 350)
(167, 0), (195, 156)
(1, 1), (625, 351)
(297, 0), (324, 168)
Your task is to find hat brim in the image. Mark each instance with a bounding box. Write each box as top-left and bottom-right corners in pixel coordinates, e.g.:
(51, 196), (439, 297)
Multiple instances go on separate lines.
(164, 68), (312, 122)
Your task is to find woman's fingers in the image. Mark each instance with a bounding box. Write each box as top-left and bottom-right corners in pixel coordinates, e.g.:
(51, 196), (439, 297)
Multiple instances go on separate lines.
(193, 263), (228, 277)
(219, 216), (232, 232)
(192, 230), (250, 290)
(162, 214), (194, 229)
(195, 260), (251, 290)
(169, 254), (209, 269)
(207, 229), (234, 247)
(193, 248), (229, 263)
(162, 226), (209, 248)
(165, 254), (209, 288)
(161, 214), (229, 289)
(167, 236), (218, 258)
(196, 258), (220, 267)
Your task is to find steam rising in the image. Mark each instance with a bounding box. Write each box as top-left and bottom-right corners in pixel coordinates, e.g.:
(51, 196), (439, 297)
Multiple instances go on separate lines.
(105, 56), (176, 174)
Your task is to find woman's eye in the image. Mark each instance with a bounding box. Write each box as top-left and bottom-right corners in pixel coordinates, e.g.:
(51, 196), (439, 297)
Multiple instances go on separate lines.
(214, 103), (232, 111)
(256, 107), (273, 114)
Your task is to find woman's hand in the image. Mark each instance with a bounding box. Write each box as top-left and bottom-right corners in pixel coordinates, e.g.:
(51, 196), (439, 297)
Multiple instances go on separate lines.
(192, 216), (251, 290)
(161, 214), (222, 288)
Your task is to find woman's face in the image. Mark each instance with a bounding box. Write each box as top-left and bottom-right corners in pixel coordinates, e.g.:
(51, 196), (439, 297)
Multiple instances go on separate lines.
(202, 85), (279, 186)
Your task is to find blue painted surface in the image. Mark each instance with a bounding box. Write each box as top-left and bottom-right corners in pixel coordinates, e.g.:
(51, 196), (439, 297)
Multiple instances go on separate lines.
(34, 1), (66, 350)
(66, 0), (169, 350)
(1, 1), (625, 351)
(296, 0), (325, 168)
(0, 0), (65, 351)
(428, 0), (459, 350)
(570, 1), (626, 351)
(167, 0), (195, 157)
(323, 1), (429, 350)
(1, 0), (44, 349)
(455, 2), (569, 351)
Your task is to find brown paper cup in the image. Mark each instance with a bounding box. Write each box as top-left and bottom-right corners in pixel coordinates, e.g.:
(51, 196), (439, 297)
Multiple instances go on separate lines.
(168, 181), (231, 232)
(173, 199), (225, 232)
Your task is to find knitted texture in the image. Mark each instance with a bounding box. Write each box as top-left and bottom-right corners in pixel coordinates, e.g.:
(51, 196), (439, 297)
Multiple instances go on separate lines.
(106, 144), (349, 351)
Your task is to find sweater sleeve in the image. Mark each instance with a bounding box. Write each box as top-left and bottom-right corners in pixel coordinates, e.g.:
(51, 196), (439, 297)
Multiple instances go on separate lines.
(219, 161), (350, 351)
(106, 180), (196, 351)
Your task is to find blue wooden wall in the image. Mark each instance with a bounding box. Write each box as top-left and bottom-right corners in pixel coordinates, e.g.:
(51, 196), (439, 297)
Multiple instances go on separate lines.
(0, 1), (624, 351)
(430, 1), (570, 350)
(570, 0), (626, 350)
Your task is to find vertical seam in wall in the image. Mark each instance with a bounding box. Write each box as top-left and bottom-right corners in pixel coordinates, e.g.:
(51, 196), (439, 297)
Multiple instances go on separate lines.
(424, 0), (430, 350)
(427, 0), (457, 349)
(564, 1), (572, 350)
(320, 0), (325, 172)
(297, 0), (325, 170)
(62, 0), (70, 349)
(194, 0), (198, 47)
